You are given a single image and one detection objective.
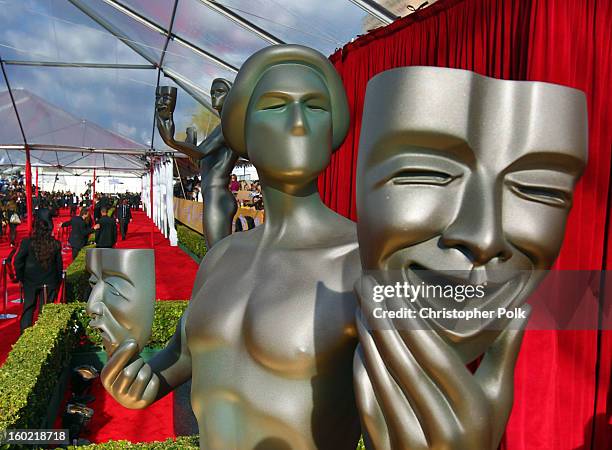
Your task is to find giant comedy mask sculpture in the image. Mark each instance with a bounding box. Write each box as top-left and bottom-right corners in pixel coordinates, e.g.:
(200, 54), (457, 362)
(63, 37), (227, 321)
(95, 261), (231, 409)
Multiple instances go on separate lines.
(156, 79), (238, 249)
(353, 67), (587, 449)
(86, 249), (155, 356)
(99, 45), (362, 449)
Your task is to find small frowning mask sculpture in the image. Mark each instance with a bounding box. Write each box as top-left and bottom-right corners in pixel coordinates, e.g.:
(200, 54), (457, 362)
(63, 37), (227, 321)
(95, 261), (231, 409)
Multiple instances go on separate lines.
(353, 67), (587, 449)
(86, 249), (155, 355)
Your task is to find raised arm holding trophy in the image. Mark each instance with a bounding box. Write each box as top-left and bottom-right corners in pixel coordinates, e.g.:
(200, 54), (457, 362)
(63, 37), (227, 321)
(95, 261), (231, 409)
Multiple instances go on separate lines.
(155, 79), (238, 249)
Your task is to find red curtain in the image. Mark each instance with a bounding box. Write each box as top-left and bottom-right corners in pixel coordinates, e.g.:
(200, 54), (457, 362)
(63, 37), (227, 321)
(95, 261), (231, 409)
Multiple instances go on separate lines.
(319, 0), (612, 448)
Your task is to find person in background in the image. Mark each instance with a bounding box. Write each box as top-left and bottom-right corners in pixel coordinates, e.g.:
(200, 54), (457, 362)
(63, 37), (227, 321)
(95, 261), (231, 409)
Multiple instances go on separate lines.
(7, 196), (20, 247)
(117, 198), (132, 241)
(14, 217), (63, 333)
(70, 192), (79, 216)
(62, 207), (99, 259)
(95, 207), (117, 248)
(229, 174), (240, 193)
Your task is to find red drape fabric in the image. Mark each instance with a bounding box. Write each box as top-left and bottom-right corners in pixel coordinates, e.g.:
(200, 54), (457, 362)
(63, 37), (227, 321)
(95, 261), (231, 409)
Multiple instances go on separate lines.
(319, 0), (612, 448)
(24, 146), (33, 235)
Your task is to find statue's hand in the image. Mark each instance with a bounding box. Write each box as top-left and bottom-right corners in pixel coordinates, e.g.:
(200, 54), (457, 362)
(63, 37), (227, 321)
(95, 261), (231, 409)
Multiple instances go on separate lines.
(353, 275), (529, 450)
(185, 127), (197, 146)
(100, 339), (160, 409)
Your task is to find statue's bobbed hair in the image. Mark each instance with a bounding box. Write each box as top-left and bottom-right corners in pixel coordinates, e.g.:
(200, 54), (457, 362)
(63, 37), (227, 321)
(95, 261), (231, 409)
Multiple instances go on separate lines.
(221, 45), (349, 158)
(211, 78), (233, 92)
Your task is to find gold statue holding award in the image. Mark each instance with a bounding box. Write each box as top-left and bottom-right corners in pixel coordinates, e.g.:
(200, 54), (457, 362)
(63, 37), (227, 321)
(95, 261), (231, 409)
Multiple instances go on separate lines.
(91, 50), (587, 449)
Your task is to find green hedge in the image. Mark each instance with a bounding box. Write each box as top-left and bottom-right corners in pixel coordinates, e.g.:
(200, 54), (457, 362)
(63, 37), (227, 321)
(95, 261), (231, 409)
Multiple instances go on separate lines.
(176, 224), (207, 260)
(66, 436), (366, 449)
(66, 436), (199, 449)
(0, 303), (84, 431)
(65, 244), (95, 302)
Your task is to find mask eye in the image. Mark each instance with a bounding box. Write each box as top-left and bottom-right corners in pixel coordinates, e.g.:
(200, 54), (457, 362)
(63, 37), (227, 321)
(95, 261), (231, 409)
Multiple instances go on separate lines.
(260, 102), (285, 111)
(392, 170), (457, 186)
(306, 102), (327, 111)
(509, 183), (570, 207)
(104, 281), (125, 299)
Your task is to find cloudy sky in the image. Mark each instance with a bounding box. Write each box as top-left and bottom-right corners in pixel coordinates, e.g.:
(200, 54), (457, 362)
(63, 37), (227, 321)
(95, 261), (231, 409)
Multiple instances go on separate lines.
(0, 0), (383, 152)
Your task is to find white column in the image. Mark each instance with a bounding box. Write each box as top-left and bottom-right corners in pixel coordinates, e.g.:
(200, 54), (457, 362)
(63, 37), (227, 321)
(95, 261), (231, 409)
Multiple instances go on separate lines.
(166, 158), (178, 246)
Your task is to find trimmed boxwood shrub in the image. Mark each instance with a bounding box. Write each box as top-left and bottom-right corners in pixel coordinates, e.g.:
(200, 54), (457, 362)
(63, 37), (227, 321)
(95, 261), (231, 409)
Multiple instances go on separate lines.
(0, 303), (84, 430)
(65, 436), (366, 449)
(176, 224), (207, 260)
(65, 244), (95, 302)
(66, 436), (199, 449)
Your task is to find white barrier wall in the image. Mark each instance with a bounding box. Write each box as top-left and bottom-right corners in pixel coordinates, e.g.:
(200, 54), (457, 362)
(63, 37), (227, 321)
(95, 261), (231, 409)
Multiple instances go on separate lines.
(143, 158), (177, 247)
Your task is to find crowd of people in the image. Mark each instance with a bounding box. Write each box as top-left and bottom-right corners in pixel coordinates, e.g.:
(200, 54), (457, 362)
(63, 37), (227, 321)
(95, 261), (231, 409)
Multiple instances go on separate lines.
(0, 173), (142, 333)
(175, 174), (263, 210)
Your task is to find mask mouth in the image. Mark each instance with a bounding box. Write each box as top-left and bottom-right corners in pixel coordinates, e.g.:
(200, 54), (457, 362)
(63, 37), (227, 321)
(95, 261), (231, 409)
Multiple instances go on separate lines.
(87, 305), (124, 355)
(401, 262), (529, 337)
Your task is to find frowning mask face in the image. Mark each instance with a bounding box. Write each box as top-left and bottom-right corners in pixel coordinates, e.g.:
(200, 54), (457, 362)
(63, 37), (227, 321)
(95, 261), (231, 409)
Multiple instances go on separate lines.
(86, 249), (155, 355)
(357, 67), (587, 362)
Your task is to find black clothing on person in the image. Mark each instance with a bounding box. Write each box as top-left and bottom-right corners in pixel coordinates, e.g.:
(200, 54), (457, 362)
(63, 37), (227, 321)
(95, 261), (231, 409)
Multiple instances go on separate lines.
(117, 203), (132, 240)
(62, 216), (94, 258)
(14, 237), (62, 332)
(95, 216), (117, 248)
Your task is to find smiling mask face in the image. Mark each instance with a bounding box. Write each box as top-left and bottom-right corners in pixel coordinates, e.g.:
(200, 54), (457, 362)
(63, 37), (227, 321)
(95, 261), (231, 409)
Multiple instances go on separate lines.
(85, 249), (155, 355)
(357, 67), (587, 362)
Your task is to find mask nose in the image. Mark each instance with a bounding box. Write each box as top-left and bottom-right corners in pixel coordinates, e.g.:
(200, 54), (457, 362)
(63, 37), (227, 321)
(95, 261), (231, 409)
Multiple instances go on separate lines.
(86, 282), (104, 317)
(288, 102), (307, 136)
(440, 174), (512, 265)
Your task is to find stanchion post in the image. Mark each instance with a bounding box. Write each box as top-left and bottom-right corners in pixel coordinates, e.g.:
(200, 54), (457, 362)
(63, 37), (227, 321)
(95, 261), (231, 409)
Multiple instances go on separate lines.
(42, 284), (48, 305)
(61, 271), (67, 303)
(0, 258), (17, 319)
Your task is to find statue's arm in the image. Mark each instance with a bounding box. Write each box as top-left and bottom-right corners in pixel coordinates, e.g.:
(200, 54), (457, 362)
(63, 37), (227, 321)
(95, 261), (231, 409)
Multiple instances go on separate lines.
(196, 125), (225, 158)
(156, 115), (202, 160)
(99, 311), (192, 409)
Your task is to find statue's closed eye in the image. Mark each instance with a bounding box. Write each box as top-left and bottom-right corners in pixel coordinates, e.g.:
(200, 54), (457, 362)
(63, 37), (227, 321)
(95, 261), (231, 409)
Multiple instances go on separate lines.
(509, 183), (570, 207)
(392, 170), (458, 186)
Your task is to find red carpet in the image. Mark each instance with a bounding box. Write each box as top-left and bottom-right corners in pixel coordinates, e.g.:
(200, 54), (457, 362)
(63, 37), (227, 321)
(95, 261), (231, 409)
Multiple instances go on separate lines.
(0, 208), (73, 365)
(114, 210), (198, 300)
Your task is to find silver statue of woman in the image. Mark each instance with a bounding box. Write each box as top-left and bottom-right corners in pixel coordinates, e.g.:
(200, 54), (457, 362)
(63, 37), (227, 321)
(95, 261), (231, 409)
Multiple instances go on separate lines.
(156, 79), (238, 248)
(100, 46), (363, 449)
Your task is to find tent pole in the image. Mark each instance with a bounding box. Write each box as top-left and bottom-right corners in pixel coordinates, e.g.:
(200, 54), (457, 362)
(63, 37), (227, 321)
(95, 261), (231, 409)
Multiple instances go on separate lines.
(24, 146), (33, 235)
(92, 169), (96, 223)
(150, 161), (154, 219)
(35, 167), (39, 198)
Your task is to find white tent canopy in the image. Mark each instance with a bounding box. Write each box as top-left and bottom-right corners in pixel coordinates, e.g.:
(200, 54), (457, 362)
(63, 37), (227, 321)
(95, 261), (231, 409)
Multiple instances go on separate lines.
(0, 0), (412, 174)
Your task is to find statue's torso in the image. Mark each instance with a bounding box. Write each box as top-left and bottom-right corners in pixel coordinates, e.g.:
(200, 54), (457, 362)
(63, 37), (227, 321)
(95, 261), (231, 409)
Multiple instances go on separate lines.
(199, 144), (238, 189)
(185, 227), (361, 450)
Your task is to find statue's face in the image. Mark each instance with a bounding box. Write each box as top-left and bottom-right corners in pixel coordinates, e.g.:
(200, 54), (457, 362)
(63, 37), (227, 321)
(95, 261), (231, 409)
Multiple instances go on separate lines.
(357, 67), (587, 361)
(155, 86), (177, 120)
(245, 64), (332, 187)
(86, 249), (155, 355)
(210, 81), (229, 112)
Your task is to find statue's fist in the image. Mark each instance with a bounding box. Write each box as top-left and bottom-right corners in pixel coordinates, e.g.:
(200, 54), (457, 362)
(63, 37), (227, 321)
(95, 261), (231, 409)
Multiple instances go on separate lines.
(100, 339), (159, 409)
(186, 127), (197, 146)
(155, 86), (177, 121)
